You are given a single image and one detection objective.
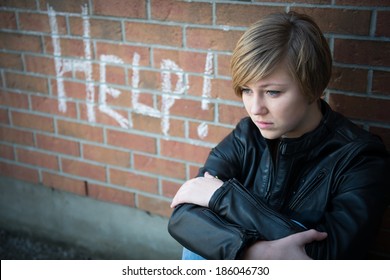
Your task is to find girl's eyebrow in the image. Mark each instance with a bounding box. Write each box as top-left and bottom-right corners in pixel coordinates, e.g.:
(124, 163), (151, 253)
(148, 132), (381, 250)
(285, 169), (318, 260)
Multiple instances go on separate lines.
(258, 83), (287, 88)
(243, 83), (287, 89)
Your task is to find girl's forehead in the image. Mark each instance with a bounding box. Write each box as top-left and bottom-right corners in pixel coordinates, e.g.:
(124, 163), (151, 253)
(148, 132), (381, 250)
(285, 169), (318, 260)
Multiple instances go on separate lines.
(245, 65), (295, 88)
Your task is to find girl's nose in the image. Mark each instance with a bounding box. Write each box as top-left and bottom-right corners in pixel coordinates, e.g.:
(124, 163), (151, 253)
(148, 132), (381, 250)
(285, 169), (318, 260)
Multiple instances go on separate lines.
(251, 95), (268, 116)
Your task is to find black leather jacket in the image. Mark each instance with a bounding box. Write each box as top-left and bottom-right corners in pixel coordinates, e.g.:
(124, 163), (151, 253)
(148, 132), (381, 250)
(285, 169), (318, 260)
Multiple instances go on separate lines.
(168, 100), (389, 259)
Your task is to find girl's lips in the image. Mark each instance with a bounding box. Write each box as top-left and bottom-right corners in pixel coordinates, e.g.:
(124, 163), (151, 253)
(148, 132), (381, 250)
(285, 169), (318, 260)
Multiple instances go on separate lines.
(255, 121), (273, 129)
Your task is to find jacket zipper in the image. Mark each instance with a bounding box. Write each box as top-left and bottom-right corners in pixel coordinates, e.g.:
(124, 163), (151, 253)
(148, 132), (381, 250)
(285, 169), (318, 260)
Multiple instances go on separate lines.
(289, 169), (327, 210)
(264, 141), (281, 201)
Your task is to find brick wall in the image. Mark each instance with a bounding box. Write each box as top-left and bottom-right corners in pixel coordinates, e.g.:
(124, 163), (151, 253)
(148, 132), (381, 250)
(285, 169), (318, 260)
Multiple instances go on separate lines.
(0, 0), (389, 258)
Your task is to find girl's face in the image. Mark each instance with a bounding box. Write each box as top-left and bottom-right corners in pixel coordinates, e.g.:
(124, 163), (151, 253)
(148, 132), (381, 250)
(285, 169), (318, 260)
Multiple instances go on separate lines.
(241, 64), (322, 139)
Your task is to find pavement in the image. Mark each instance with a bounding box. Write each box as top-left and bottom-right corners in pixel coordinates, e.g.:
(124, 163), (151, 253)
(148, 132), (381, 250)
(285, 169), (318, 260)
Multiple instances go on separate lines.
(0, 228), (99, 260)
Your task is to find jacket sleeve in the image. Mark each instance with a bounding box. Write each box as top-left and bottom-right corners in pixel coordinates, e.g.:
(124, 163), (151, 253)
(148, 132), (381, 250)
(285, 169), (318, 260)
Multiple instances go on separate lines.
(168, 119), (306, 259)
(168, 179), (306, 260)
(168, 203), (260, 260)
(208, 178), (307, 240)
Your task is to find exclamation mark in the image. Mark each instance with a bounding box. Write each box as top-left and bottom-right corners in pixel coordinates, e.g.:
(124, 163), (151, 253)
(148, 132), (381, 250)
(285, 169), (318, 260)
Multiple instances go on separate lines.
(198, 51), (213, 139)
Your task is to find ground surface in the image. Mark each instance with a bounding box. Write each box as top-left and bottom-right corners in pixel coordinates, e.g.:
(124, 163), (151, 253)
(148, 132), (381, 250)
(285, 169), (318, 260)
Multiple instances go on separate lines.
(0, 228), (99, 260)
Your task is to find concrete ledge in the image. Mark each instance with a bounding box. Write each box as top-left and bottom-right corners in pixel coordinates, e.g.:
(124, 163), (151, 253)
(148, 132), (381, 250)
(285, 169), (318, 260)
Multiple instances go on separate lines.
(0, 176), (182, 259)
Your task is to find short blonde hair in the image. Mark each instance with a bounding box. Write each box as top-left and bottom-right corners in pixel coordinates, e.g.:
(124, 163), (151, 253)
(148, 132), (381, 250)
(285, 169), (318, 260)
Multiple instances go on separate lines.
(231, 12), (332, 102)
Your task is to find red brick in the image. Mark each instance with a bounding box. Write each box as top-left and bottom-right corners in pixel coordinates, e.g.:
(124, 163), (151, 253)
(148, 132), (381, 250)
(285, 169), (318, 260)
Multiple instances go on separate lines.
(87, 183), (135, 207)
(131, 91), (154, 108)
(217, 4), (283, 27)
(132, 113), (185, 138)
(0, 32), (41, 53)
(25, 55), (56, 76)
(328, 94), (390, 123)
(12, 111), (54, 132)
(169, 98), (214, 121)
(335, 0), (390, 6)
(328, 67), (368, 93)
(0, 143), (14, 160)
(137, 194), (173, 217)
(109, 168), (158, 194)
(161, 139), (210, 164)
(219, 104), (247, 126)
(96, 42), (150, 66)
(5, 73), (48, 94)
(0, 108), (9, 124)
(106, 129), (156, 154)
(0, 93), (24, 110)
(0, 53), (23, 70)
(31, 95), (77, 119)
(0, 11), (16, 29)
(334, 39), (390, 67)
(217, 54), (232, 77)
(79, 103), (130, 128)
(162, 116), (185, 138)
(187, 77), (234, 101)
(97, 87), (131, 109)
(102, 64), (127, 86)
(57, 119), (104, 143)
(152, 0), (212, 24)
(376, 11), (390, 37)
(19, 12), (66, 33)
(50, 80), (89, 101)
(161, 179), (181, 198)
(133, 69), (161, 91)
(0, 162), (39, 184)
(189, 164), (202, 179)
(134, 154), (186, 179)
(0, 126), (34, 146)
(44, 36), (87, 58)
(36, 134), (80, 156)
(372, 71), (390, 96)
(125, 22), (182, 47)
(153, 49), (209, 74)
(291, 7), (371, 35)
(69, 17), (122, 41)
(61, 158), (107, 182)
(42, 171), (86, 196)
(72, 62), (125, 86)
(186, 28), (243, 52)
(214, 79), (237, 101)
(39, 0), (89, 13)
(17, 148), (59, 170)
(188, 121), (232, 144)
(83, 144), (130, 167)
(75, 63), (99, 82)
(131, 113), (162, 134)
(94, 0), (146, 18)
(1, 0), (37, 9)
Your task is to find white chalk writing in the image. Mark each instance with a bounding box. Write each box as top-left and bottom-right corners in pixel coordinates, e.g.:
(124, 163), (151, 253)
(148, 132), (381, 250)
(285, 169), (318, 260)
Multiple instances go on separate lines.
(48, 5), (213, 138)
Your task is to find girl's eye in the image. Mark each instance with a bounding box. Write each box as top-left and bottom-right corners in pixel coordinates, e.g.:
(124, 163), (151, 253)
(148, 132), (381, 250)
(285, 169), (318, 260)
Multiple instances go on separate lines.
(241, 88), (252, 95)
(266, 90), (281, 96)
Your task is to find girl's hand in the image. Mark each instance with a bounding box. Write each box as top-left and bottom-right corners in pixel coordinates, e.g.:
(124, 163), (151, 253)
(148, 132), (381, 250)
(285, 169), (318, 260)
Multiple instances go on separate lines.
(170, 172), (223, 208)
(242, 229), (328, 260)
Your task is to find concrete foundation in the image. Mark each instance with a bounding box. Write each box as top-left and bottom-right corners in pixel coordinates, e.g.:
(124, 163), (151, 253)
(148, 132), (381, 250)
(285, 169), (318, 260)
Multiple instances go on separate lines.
(0, 176), (182, 259)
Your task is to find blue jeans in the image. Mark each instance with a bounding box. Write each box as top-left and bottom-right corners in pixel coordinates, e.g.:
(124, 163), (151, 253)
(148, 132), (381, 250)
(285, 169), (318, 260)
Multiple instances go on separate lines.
(182, 247), (206, 260)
